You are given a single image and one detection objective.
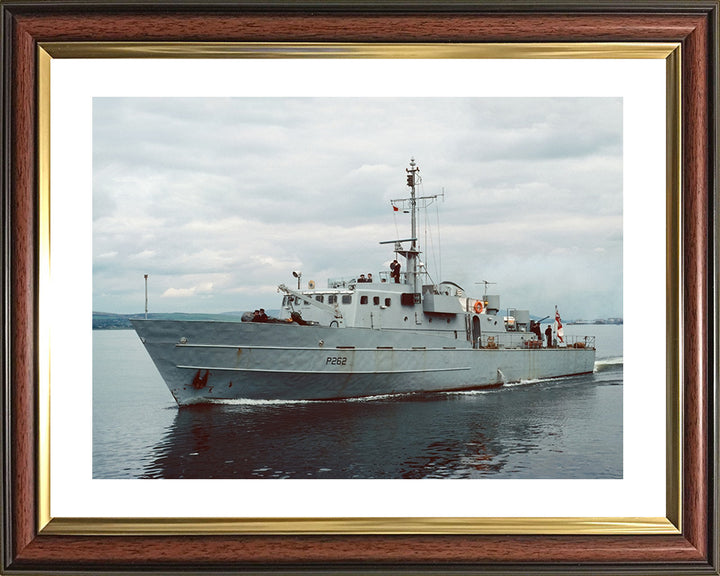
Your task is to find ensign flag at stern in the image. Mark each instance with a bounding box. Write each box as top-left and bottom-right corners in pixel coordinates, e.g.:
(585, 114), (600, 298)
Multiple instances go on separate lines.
(555, 306), (565, 343)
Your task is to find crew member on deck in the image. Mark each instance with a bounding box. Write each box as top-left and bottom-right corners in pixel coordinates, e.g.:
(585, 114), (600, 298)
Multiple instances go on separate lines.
(545, 325), (553, 348)
(390, 260), (401, 283)
(531, 320), (542, 340)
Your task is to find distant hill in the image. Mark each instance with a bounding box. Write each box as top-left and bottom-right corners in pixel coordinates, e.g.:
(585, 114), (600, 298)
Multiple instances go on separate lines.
(92, 311), (255, 330)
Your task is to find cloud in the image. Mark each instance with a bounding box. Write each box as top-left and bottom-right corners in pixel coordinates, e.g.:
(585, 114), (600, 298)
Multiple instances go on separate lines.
(162, 282), (214, 298)
(93, 97), (623, 319)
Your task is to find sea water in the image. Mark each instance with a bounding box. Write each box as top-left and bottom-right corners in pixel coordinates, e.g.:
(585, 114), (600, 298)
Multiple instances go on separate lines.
(93, 324), (622, 479)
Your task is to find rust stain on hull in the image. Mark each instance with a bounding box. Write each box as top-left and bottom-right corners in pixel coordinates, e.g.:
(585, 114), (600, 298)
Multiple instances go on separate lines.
(191, 369), (210, 390)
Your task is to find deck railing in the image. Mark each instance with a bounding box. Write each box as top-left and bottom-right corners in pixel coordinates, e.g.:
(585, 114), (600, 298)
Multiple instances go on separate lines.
(328, 272), (407, 288)
(479, 333), (596, 350)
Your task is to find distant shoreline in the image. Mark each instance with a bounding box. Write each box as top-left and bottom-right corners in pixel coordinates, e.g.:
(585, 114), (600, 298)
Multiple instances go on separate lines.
(92, 311), (250, 330)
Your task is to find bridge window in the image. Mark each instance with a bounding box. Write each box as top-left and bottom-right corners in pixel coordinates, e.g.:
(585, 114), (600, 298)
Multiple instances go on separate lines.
(373, 296), (380, 305)
(328, 295), (337, 304)
(360, 296), (368, 305)
(385, 298), (392, 307)
(315, 295), (324, 303)
(342, 295), (352, 304)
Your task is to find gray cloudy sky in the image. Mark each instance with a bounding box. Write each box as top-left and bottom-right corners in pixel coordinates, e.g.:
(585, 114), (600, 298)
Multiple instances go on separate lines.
(93, 97), (622, 320)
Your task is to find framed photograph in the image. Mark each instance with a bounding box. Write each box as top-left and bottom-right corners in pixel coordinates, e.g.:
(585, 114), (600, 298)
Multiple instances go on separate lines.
(2, 1), (717, 574)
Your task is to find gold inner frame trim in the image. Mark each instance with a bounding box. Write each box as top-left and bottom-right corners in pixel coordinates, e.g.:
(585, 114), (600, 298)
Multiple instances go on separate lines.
(36, 41), (682, 537)
(37, 46), (52, 536)
(664, 44), (683, 533)
(41, 41), (679, 59)
(43, 516), (678, 536)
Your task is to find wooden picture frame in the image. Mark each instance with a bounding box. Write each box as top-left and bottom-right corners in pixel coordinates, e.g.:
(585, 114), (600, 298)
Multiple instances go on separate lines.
(2, 1), (717, 573)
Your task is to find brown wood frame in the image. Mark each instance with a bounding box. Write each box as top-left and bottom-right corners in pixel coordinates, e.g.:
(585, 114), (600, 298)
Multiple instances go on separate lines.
(1, 1), (717, 573)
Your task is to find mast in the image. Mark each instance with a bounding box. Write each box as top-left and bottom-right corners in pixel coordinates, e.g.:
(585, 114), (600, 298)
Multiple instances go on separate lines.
(384, 158), (440, 297)
(405, 158), (420, 294)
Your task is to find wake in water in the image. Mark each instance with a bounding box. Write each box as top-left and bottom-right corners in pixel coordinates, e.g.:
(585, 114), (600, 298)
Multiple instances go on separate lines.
(454, 374), (584, 396)
(345, 393), (416, 403)
(205, 391), (417, 406)
(208, 397), (314, 406)
(594, 356), (624, 371)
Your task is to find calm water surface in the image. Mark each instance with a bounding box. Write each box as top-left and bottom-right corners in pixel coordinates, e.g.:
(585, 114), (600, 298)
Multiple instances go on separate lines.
(93, 324), (622, 479)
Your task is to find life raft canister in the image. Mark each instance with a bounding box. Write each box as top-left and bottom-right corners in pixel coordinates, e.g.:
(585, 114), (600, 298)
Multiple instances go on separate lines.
(473, 300), (484, 314)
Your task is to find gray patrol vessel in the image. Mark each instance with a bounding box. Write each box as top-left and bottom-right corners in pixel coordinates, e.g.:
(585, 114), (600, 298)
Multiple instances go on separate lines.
(132, 159), (596, 405)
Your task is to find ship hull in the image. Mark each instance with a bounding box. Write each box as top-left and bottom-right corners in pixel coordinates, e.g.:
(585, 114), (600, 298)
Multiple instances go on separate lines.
(131, 319), (596, 405)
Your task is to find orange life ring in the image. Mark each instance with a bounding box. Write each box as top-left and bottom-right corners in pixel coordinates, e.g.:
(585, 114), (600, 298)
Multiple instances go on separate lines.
(473, 300), (484, 314)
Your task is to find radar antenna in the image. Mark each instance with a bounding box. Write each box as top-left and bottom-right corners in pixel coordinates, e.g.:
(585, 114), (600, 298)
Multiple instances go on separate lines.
(475, 280), (496, 296)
